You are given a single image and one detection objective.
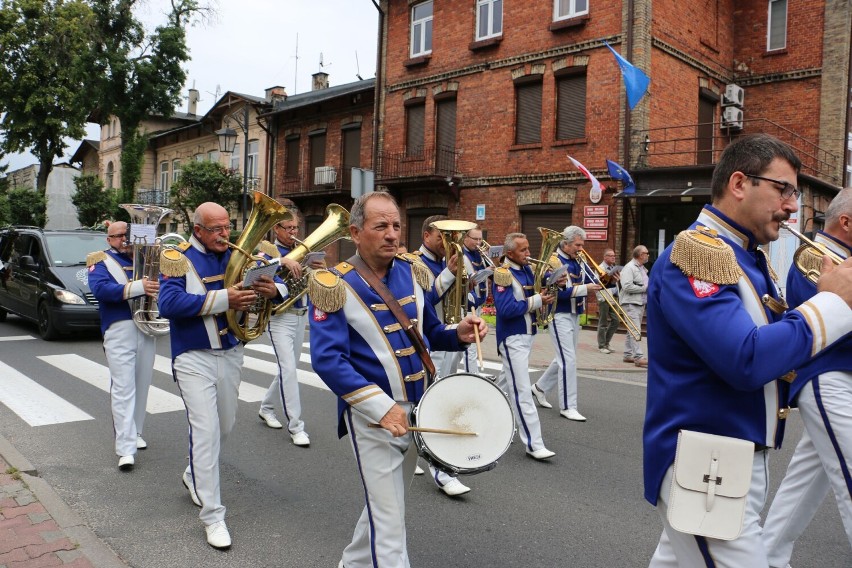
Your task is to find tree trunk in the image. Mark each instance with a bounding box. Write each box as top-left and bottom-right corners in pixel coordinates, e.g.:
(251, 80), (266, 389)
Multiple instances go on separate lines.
(37, 158), (52, 193)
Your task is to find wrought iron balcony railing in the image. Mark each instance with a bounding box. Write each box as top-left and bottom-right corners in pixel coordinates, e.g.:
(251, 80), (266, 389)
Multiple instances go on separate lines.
(377, 145), (460, 182)
(135, 189), (169, 206)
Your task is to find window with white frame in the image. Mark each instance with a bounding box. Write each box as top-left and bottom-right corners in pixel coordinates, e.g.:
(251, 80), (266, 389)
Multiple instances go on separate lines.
(767, 0), (787, 51)
(159, 161), (169, 191)
(410, 1), (433, 57)
(554, 0), (588, 21)
(476, 0), (502, 40)
(247, 140), (259, 178)
(105, 162), (114, 189)
(194, 153), (204, 162)
(172, 160), (181, 183)
(230, 144), (240, 171)
(208, 150), (219, 163)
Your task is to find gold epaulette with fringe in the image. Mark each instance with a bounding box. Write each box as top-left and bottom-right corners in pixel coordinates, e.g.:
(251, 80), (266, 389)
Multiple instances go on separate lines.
(160, 248), (189, 277)
(396, 253), (432, 290)
(308, 269), (346, 312)
(494, 266), (513, 287)
(547, 253), (562, 271)
(670, 226), (742, 285)
(178, 241), (191, 252)
(257, 240), (280, 259)
(757, 247), (780, 282)
(86, 250), (107, 267)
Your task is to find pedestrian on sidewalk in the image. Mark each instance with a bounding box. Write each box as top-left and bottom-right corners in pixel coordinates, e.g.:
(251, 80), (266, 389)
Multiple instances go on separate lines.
(619, 245), (649, 368)
(595, 248), (621, 354)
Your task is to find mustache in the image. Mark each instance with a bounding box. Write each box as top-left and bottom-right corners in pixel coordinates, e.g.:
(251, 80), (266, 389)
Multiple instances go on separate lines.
(772, 212), (791, 223)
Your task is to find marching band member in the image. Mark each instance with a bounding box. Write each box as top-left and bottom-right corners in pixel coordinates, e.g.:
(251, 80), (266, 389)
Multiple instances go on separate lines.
(595, 249), (621, 354)
(643, 134), (852, 566)
(158, 202), (287, 550)
(308, 192), (485, 568)
(256, 212), (316, 447)
(88, 221), (157, 471)
(763, 187), (852, 567)
(413, 215), (471, 496)
(458, 227), (490, 374)
(494, 232), (558, 460)
(532, 226), (600, 421)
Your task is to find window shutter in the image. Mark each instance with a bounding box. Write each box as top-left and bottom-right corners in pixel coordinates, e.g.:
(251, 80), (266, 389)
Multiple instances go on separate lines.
(285, 138), (299, 177)
(436, 99), (457, 152)
(343, 128), (361, 168)
(406, 104), (425, 156)
(516, 82), (542, 144)
(556, 74), (586, 140)
(309, 133), (327, 171)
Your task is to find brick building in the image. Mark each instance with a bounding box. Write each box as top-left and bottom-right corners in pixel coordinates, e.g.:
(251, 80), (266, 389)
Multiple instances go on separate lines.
(374, 0), (852, 275)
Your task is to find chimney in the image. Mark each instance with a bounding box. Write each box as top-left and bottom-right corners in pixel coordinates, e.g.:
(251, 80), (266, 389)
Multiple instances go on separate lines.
(312, 72), (329, 91)
(265, 85), (287, 103)
(187, 88), (200, 115)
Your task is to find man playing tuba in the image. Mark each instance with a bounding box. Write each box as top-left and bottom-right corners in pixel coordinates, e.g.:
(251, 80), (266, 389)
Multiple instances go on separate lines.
(88, 221), (159, 471)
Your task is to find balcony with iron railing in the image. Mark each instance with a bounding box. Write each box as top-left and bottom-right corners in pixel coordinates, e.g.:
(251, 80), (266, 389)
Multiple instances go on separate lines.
(633, 119), (842, 185)
(377, 145), (460, 185)
(135, 189), (169, 206)
(279, 166), (362, 197)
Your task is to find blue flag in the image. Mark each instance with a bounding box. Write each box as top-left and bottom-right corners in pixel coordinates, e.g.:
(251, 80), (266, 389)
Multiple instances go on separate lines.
(606, 159), (636, 195)
(603, 41), (650, 110)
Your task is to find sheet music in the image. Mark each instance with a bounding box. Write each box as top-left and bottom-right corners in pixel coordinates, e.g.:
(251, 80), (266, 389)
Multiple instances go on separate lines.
(470, 268), (493, 284)
(546, 264), (568, 286)
(129, 223), (157, 244)
(242, 263), (278, 287)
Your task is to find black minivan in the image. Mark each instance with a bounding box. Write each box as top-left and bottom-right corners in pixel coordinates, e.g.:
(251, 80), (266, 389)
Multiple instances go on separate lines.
(0, 227), (104, 339)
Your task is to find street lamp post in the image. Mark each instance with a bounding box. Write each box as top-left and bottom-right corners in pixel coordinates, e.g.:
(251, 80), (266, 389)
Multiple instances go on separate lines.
(215, 105), (251, 228)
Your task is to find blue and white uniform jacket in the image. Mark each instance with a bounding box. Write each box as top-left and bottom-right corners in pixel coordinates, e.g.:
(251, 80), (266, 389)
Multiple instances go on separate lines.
(264, 240), (307, 311)
(643, 205), (852, 505)
(415, 245), (456, 314)
(88, 248), (147, 335)
(308, 256), (465, 437)
(493, 260), (543, 345)
(551, 248), (594, 316)
(158, 236), (287, 360)
(463, 246), (488, 311)
(787, 231), (852, 403)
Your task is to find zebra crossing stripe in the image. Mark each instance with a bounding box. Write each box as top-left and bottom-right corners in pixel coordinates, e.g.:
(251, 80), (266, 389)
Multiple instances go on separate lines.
(38, 354), (185, 414)
(152, 354), (270, 403)
(240, 354), (330, 392)
(0, 335), (36, 342)
(0, 361), (94, 426)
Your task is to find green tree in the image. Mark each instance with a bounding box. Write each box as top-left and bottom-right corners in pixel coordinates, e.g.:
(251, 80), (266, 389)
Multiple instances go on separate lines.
(0, 0), (95, 192)
(86, 0), (208, 198)
(170, 161), (241, 228)
(71, 174), (116, 227)
(7, 187), (46, 226)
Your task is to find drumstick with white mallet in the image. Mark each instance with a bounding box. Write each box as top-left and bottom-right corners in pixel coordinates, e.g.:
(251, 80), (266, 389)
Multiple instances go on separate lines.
(368, 424), (477, 436)
(470, 307), (484, 369)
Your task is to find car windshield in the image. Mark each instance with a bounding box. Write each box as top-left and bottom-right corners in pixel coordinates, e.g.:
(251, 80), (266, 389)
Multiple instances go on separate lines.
(45, 233), (105, 266)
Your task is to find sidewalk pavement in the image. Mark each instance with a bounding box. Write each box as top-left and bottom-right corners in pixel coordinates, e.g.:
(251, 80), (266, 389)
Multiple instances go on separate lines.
(0, 437), (128, 568)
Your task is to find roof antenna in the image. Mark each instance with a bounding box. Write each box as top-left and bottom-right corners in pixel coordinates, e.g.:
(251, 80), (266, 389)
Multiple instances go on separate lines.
(292, 33), (299, 92)
(319, 52), (332, 72)
(355, 51), (363, 81)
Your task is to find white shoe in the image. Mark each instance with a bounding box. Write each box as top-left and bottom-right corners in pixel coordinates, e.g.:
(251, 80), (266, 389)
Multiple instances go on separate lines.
(182, 469), (201, 507)
(258, 410), (283, 429)
(531, 384), (552, 409)
(440, 478), (471, 496)
(560, 408), (587, 422)
(118, 455), (134, 471)
(291, 431), (310, 447)
(136, 435), (147, 450)
(205, 520), (231, 549)
(414, 465), (425, 475)
(599, 347), (612, 354)
(526, 448), (556, 461)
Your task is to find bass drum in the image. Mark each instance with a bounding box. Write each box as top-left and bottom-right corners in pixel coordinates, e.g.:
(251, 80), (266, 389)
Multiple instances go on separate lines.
(412, 373), (515, 475)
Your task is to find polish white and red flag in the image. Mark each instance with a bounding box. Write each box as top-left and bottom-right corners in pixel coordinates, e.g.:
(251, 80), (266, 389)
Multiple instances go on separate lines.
(568, 155), (603, 203)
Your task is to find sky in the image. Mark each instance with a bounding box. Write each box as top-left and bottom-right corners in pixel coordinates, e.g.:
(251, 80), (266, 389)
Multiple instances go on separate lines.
(1, 0), (380, 172)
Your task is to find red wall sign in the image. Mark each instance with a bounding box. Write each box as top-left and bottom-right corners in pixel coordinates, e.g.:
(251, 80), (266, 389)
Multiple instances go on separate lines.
(585, 230), (608, 241)
(584, 205), (609, 217)
(583, 217), (609, 229)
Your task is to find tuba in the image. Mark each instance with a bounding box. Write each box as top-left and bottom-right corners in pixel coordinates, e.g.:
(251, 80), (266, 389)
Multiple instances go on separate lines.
(781, 221), (844, 285)
(528, 227), (564, 328)
(271, 203), (351, 315)
(575, 249), (642, 341)
(119, 204), (186, 337)
(223, 191), (293, 342)
(431, 220), (478, 324)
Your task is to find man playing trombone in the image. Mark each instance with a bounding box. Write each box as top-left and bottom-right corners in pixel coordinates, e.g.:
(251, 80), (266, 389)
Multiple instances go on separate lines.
(531, 226), (600, 421)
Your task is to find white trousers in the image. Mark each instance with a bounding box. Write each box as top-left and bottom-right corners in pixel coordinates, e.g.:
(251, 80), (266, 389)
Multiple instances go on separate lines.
(341, 405), (419, 568)
(622, 303), (645, 359)
(649, 451), (770, 567)
(498, 334), (545, 453)
(535, 312), (580, 411)
(261, 311), (307, 434)
(174, 345), (243, 526)
(432, 345), (480, 378)
(103, 319), (155, 457)
(762, 372), (852, 567)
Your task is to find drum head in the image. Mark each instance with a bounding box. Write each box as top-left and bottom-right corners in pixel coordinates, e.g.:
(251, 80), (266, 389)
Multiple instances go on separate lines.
(415, 373), (515, 474)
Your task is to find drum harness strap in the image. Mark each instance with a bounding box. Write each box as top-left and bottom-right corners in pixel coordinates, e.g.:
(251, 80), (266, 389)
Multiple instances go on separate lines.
(349, 255), (437, 385)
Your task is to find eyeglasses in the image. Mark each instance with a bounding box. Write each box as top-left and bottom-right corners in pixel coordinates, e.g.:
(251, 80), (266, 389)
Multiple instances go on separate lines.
(746, 174), (800, 200)
(277, 225), (299, 232)
(108, 233), (127, 239)
(197, 224), (231, 234)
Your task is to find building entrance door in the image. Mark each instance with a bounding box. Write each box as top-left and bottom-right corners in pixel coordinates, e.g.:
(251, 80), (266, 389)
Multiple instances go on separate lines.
(638, 201), (707, 267)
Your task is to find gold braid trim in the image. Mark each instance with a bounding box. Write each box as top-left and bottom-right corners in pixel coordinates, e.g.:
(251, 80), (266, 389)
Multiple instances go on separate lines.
(494, 266), (513, 287)
(395, 253), (432, 290)
(670, 228), (742, 285)
(757, 247), (779, 282)
(308, 269), (346, 312)
(86, 250), (107, 267)
(159, 248), (189, 277)
(257, 240), (280, 259)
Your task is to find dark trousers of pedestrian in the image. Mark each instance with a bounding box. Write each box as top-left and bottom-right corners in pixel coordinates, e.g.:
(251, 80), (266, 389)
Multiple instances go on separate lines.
(596, 301), (620, 350)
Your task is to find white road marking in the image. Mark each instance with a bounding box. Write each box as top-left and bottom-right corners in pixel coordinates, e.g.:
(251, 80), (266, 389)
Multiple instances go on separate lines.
(0, 361), (94, 426)
(0, 335), (36, 342)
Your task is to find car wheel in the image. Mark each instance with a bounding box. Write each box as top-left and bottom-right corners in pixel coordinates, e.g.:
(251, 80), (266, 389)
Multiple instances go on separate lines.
(38, 302), (58, 340)
(0, 306), (6, 322)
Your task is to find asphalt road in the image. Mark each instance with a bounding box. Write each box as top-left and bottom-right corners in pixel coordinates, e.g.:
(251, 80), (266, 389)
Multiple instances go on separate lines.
(0, 314), (848, 568)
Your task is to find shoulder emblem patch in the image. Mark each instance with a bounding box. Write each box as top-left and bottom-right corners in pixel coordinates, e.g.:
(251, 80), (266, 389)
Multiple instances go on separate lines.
(688, 277), (721, 298)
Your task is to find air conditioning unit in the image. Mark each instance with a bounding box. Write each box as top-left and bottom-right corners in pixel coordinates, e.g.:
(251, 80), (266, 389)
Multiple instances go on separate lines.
(721, 106), (744, 130)
(722, 83), (745, 108)
(314, 166), (337, 186)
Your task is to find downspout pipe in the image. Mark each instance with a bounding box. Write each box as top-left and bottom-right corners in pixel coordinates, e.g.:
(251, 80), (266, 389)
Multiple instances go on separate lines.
(371, 0), (384, 181)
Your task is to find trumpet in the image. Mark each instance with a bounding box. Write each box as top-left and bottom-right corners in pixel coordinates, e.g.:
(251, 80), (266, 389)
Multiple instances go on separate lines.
(781, 221), (845, 285)
(576, 249), (642, 341)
